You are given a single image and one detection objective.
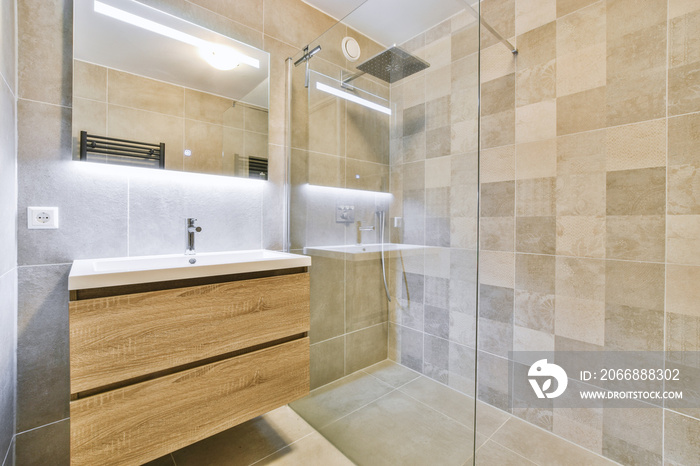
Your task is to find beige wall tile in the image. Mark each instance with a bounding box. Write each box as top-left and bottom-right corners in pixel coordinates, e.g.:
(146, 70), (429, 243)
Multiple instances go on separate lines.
(481, 0), (515, 49)
(602, 407), (663, 464)
(606, 24), (667, 126)
(263, 0), (335, 48)
(669, 112), (700, 166)
(515, 253), (555, 294)
(605, 119), (666, 171)
(605, 215), (665, 262)
(482, 74), (515, 116)
(517, 60), (556, 107)
(666, 312), (700, 353)
(451, 22), (479, 62)
(184, 120), (224, 175)
(669, 62), (700, 117)
(425, 156), (452, 188)
(73, 60), (106, 102)
(557, 1), (605, 55)
(308, 152), (344, 188)
(189, 0), (263, 33)
(555, 295), (605, 346)
(481, 217), (514, 251)
(664, 410), (700, 465)
(513, 325), (554, 352)
(556, 43), (605, 97)
(18, 0), (71, 106)
(107, 105), (184, 165)
(556, 256), (605, 301)
(552, 408), (603, 455)
(184, 89), (235, 125)
(72, 98), (106, 145)
(667, 264), (700, 317)
(516, 22), (556, 69)
(245, 107), (268, 134)
(108, 69), (185, 117)
(308, 97), (344, 157)
(557, 86), (606, 136)
(516, 216), (555, 254)
(606, 167), (666, 215)
(345, 159), (389, 192)
(669, 163), (700, 214)
(514, 289), (554, 333)
(517, 177), (556, 216)
(481, 181), (515, 217)
(309, 255), (344, 344)
(516, 139), (557, 180)
(481, 110), (515, 149)
(516, 0), (556, 35)
(481, 145), (515, 183)
(606, 0), (666, 43)
(346, 104), (389, 164)
(669, 10), (700, 69)
(605, 260), (664, 311)
(556, 129), (605, 175)
(480, 43), (516, 83)
(667, 215), (700, 265)
(556, 0), (598, 18)
(556, 173), (606, 216)
(516, 99), (556, 144)
(556, 215), (605, 258)
(670, 0), (700, 19)
(479, 251), (515, 288)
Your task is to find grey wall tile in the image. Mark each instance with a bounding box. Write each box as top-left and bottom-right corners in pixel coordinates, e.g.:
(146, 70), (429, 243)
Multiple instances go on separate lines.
(310, 337), (345, 390)
(424, 335), (449, 383)
(15, 419), (69, 466)
(16, 265), (70, 432)
(0, 75), (16, 276)
(400, 325), (424, 372)
(0, 270), (16, 465)
(346, 324), (388, 374)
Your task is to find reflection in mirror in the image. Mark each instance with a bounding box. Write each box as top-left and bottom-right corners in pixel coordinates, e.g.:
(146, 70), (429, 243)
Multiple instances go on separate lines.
(72, 0), (270, 178)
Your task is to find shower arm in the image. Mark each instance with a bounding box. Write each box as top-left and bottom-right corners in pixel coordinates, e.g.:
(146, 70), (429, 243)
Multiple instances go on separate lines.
(460, 1), (517, 54)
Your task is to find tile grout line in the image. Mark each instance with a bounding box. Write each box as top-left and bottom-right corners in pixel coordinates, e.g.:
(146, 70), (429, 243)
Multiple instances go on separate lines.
(662, 1), (670, 463)
(15, 416), (69, 437)
(1, 436), (13, 466)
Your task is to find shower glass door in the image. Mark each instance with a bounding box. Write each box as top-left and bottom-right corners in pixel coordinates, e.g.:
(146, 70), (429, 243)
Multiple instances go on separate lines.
(286, 1), (481, 463)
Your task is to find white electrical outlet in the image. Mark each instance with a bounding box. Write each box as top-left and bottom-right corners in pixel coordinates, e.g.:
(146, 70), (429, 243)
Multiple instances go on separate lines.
(28, 207), (59, 229)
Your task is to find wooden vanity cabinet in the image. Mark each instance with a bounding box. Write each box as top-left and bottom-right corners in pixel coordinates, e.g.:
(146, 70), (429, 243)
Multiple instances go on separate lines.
(69, 269), (310, 466)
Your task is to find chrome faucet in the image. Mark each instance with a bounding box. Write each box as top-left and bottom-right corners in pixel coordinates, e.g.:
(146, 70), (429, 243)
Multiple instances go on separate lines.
(185, 218), (202, 255)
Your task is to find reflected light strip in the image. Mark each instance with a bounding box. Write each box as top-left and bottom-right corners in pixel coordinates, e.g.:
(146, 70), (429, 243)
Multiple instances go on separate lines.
(73, 159), (267, 189)
(304, 183), (393, 198)
(94, 1), (260, 68)
(316, 82), (392, 115)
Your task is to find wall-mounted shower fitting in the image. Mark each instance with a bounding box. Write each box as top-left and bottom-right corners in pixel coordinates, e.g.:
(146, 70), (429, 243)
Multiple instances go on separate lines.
(294, 44), (321, 88)
(336, 204), (355, 223)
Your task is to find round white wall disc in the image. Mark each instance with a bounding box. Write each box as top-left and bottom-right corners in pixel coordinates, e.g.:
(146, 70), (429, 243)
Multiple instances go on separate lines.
(342, 37), (361, 62)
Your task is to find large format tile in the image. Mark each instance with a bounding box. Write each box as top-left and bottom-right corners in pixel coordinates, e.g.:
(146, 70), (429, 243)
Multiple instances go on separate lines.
(16, 264), (70, 432)
(172, 406), (314, 466)
(14, 419), (69, 466)
(399, 376), (474, 427)
(475, 440), (536, 466)
(254, 432), (353, 466)
(363, 359), (421, 388)
(289, 371), (393, 428)
(321, 390), (473, 466)
(491, 416), (616, 465)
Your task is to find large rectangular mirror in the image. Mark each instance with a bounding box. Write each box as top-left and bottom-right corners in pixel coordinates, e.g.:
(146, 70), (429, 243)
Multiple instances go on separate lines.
(72, 0), (271, 179)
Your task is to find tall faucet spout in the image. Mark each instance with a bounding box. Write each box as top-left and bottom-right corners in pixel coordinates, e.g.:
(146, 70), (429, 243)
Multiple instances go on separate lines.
(185, 218), (202, 255)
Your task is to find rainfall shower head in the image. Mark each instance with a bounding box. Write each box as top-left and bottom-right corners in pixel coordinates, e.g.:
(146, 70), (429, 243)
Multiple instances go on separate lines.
(355, 46), (429, 84)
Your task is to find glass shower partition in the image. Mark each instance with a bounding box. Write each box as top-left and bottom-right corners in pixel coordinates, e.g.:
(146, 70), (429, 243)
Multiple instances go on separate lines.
(286, 1), (482, 464)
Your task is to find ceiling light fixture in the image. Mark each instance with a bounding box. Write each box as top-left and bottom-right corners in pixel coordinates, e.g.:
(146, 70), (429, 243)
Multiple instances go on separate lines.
(94, 0), (259, 69)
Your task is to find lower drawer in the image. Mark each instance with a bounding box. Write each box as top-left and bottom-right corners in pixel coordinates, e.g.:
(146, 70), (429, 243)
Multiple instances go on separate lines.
(70, 337), (310, 466)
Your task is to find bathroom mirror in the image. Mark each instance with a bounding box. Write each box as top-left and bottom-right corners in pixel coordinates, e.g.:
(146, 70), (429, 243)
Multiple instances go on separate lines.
(72, 0), (271, 178)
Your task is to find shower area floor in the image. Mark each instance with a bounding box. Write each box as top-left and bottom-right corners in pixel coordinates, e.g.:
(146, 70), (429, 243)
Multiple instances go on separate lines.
(146, 361), (620, 465)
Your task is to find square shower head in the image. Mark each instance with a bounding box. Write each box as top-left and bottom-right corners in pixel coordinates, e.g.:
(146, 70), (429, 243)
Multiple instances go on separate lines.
(356, 46), (430, 84)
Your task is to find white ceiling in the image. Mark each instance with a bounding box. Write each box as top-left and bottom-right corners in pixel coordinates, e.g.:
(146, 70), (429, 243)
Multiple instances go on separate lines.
(74, 0), (270, 108)
(303, 0), (468, 47)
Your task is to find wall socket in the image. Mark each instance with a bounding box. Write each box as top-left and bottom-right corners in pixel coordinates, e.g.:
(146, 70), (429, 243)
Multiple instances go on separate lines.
(28, 206), (59, 229)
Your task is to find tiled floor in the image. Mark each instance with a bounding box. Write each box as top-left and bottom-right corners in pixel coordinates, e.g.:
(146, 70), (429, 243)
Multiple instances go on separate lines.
(147, 360), (620, 465)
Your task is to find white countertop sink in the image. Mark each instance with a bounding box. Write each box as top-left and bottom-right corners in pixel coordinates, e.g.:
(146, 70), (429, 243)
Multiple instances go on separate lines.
(69, 249), (311, 290)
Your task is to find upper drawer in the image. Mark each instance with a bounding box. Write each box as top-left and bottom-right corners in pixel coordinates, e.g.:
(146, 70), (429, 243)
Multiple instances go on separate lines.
(70, 273), (309, 394)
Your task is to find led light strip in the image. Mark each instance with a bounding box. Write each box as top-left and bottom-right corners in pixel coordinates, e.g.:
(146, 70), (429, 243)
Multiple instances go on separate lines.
(94, 0), (260, 69)
(316, 82), (392, 115)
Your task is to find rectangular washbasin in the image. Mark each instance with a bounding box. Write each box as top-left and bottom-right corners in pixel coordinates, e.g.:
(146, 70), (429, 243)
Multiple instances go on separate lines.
(69, 249), (311, 290)
(303, 243), (424, 261)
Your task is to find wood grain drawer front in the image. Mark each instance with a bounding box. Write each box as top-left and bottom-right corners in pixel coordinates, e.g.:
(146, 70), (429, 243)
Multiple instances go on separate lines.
(70, 273), (309, 394)
(71, 337), (310, 466)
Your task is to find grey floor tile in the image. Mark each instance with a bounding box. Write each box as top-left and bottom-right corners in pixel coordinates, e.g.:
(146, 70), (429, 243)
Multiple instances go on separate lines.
(172, 406), (314, 466)
(399, 375), (475, 427)
(363, 359), (421, 388)
(320, 390), (473, 466)
(289, 371), (394, 428)
(474, 440), (536, 465)
(253, 432), (354, 466)
(15, 419), (69, 466)
(490, 416), (618, 466)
